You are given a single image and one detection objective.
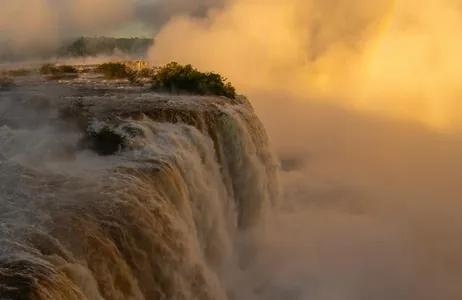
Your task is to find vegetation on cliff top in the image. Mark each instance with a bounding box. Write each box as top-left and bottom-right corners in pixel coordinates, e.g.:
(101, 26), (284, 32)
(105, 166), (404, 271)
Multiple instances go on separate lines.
(39, 63), (79, 80)
(0, 76), (14, 90)
(5, 60), (236, 99)
(40, 64), (78, 75)
(151, 62), (236, 99)
(94, 61), (236, 99)
(3, 69), (31, 77)
(96, 62), (133, 80)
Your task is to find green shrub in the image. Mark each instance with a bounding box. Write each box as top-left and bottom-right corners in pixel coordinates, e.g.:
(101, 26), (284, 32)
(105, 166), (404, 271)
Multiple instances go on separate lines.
(0, 76), (14, 89)
(96, 62), (132, 79)
(79, 67), (92, 73)
(39, 63), (56, 75)
(151, 62), (236, 99)
(57, 65), (78, 74)
(6, 69), (31, 77)
(40, 63), (78, 75)
(137, 67), (155, 78)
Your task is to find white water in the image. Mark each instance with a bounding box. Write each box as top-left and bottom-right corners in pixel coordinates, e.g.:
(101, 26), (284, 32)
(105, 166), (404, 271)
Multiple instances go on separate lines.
(0, 88), (280, 299)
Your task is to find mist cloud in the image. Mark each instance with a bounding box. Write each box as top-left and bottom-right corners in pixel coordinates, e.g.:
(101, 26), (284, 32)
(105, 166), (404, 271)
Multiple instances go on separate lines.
(225, 93), (462, 300)
(146, 2), (462, 299)
(136, 0), (225, 28)
(0, 0), (137, 53)
(0, 0), (224, 56)
(148, 0), (462, 131)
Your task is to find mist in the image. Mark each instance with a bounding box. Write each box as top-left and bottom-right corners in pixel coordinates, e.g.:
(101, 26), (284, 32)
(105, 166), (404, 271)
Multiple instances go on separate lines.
(135, 0), (225, 28)
(148, 0), (462, 131)
(0, 0), (136, 54)
(147, 0), (462, 299)
(0, 0), (223, 57)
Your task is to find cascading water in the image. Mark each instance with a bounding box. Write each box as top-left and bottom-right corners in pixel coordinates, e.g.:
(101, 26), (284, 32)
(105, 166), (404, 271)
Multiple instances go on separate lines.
(0, 83), (281, 299)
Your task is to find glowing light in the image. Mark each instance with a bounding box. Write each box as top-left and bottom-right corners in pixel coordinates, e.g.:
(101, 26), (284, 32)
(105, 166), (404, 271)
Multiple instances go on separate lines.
(148, 0), (462, 132)
(353, 0), (462, 131)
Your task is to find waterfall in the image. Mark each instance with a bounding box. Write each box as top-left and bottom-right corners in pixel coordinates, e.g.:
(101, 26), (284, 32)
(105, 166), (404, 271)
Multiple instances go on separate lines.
(0, 86), (281, 299)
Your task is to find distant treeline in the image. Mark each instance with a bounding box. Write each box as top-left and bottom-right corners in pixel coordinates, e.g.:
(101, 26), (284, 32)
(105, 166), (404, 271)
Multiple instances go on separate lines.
(0, 37), (153, 62)
(58, 37), (153, 57)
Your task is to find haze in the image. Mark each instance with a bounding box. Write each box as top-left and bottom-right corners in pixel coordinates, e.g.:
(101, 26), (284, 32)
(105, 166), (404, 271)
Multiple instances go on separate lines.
(147, 1), (462, 299)
(148, 0), (462, 131)
(2, 0), (462, 299)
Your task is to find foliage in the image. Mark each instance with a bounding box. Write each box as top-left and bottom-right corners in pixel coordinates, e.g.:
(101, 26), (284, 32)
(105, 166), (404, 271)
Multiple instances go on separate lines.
(39, 63), (55, 75)
(0, 76), (14, 89)
(137, 67), (155, 79)
(57, 65), (78, 74)
(96, 62), (133, 79)
(40, 63), (78, 75)
(46, 74), (79, 81)
(151, 62), (236, 99)
(5, 69), (31, 77)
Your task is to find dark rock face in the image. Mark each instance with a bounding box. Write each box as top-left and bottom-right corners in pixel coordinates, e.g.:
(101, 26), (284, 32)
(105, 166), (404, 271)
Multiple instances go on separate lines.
(85, 125), (126, 156)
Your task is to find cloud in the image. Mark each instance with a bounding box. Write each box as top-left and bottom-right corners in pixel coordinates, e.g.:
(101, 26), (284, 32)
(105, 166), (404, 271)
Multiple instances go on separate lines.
(146, 2), (462, 298)
(0, 0), (137, 54)
(0, 0), (230, 58)
(135, 0), (225, 28)
(148, 0), (462, 131)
